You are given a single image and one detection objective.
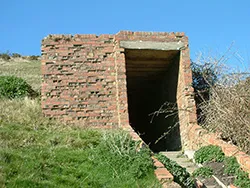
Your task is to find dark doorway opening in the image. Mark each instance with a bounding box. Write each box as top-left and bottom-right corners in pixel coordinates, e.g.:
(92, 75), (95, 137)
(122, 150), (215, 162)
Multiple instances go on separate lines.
(125, 49), (181, 152)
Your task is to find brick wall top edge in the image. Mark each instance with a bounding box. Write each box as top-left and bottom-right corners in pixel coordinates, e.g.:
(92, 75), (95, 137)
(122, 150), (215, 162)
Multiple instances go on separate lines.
(42, 34), (115, 43)
(42, 31), (187, 43)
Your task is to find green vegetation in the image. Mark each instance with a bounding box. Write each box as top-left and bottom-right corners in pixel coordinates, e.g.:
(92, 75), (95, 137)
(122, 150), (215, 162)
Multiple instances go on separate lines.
(192, 167), (213, 178)
(234, 169), (250, 188)
(0, 76), (37, 99)
(223, 156), (250, 188)
(194, 145), (250, 187)
(0, 59), (160, 187)
(224, 156), (240, 175)
(156, 154), (195, 188)
(194, 145), (225, 164)
(0, 99), (160, 187)
(0, 59), (41, 92)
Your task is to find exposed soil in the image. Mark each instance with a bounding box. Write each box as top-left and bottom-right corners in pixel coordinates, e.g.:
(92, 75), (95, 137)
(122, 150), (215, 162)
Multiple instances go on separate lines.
(197, 177), (218, 187)
(203, 161), (235, 186)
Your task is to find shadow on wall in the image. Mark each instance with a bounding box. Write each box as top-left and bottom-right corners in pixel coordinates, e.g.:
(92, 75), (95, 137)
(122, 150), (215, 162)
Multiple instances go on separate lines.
(125, 49), (181, 152)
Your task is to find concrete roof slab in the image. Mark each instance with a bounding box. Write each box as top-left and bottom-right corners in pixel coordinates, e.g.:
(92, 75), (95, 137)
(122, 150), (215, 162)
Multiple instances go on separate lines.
(120, 41), (185, 51)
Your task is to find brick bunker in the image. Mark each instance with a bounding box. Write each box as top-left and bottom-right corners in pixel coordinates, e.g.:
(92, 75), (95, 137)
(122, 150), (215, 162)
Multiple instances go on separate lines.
(41, 31), (197, 152)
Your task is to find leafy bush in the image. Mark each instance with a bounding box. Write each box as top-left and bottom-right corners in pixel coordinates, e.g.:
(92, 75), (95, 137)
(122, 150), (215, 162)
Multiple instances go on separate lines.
(0, 60), (41, 93)
(194, 145), (225, 164)
(224, 156), (240, 175)
(0, 76), (36, 99)
(0, 53), (11, 61)
(156, 154), (195, 188)
(192, 167), (213, 178)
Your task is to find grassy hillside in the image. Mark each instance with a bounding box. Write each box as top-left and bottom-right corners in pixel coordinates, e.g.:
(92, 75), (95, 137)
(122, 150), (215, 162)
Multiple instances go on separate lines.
(0, 59), (160, 187)
(0, 60), (41, 92)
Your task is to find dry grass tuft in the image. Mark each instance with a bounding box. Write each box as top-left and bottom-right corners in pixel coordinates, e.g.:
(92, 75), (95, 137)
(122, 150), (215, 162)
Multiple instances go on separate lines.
(0, 98), (63, 131)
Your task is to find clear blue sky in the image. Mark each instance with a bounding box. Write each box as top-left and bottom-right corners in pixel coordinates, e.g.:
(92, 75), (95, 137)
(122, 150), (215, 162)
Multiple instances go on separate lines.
(1, 0), (250, 66)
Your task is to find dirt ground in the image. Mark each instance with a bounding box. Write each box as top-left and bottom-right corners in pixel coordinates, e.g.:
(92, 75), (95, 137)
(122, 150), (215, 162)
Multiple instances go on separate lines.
(204, 161), (235, 186)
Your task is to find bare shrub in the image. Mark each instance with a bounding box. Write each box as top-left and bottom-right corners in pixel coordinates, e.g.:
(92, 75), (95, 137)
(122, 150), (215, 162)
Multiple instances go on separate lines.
(194, 48), (250, 154)
(201, 75), (250, 153)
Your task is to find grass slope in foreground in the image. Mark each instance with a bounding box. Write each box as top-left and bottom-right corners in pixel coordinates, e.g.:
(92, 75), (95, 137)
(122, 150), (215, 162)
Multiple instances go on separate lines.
(0, 99), (160, 187)
(0, 59), (160, 187)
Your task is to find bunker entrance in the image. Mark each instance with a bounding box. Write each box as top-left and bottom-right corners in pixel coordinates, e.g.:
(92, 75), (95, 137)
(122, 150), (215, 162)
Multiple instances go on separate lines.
(125, 49), (181, 152)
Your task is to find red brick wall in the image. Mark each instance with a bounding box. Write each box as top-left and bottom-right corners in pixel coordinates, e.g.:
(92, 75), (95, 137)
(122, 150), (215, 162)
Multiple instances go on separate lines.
(41, 31), (195, 142)
(41, 31), (250, 174)
(41, 34), (119, 126)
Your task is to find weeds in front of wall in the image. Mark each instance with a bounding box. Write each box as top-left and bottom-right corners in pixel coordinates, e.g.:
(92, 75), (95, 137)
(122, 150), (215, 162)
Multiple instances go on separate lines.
(224, 156), (241, 175)
(193, 145), (250, 187)
(192, 167), (213, 178)
(194, 145), (225, 164)
(156, 154), (195, 188)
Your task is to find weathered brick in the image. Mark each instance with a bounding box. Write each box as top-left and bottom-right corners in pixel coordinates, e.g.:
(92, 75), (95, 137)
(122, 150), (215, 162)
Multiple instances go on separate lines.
(43, 32), (250, 175)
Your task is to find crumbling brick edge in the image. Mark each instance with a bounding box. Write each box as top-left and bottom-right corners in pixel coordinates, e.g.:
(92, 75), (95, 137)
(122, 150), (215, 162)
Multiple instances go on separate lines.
(188, 123), (250, 177)
(152, 156), (174, 183)
(130, 127), (242, 188)
(127, 129), (174, 185)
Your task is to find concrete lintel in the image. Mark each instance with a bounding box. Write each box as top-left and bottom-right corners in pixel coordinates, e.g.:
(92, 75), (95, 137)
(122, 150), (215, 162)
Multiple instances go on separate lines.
(120, 41), (185, 51)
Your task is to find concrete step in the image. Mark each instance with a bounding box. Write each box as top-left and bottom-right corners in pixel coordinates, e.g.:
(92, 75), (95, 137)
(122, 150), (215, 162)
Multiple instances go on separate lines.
(160, 151), (199, 174)
(161, 151), (182, 157)
(160, 151), (223, 187)
(186, 167), (199, 174)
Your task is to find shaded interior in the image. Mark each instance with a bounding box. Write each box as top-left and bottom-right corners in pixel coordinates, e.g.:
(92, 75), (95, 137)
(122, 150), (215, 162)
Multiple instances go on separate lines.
(125, 49), (181, 152)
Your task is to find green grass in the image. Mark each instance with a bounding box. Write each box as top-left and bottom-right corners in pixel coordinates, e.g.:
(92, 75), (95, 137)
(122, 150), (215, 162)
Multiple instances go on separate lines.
(0, 60), (41, 92)
(0, 59), (160, 187)
(0, 99), (160, 188)
(192, 167), (213, 178)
